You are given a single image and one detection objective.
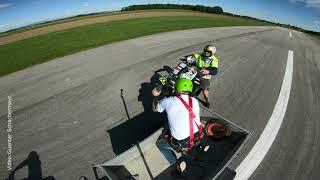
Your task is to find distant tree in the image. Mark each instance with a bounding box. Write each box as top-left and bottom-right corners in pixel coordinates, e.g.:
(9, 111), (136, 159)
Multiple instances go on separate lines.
(121, 3), (312, 30)
(212, 6), (223, 14)
(121, 4), (223, 14)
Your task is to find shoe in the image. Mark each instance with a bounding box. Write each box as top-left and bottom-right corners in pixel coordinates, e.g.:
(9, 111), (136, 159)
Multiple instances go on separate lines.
(171, 166), (183, 178)
(171, 161), (187, 178)
(178, 161), (187, 172)
(203, 145), (210, 152)
(199, 144), (210, 152)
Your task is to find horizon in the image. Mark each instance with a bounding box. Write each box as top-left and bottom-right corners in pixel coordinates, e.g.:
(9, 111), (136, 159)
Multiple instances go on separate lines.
(0, 9), (310, 34)
(0, 0), (319, 33)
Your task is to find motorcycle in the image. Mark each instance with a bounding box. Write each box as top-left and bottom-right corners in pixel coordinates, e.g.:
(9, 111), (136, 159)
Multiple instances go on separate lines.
(155, 56), (203, 98)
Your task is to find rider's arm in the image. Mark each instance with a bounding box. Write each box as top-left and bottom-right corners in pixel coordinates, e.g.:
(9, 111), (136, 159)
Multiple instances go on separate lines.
(152, 88), (161, 112)
(154, 97), (171, 113)
(152, 96), (159, 112)
(208, 55), (219, 75)
(152, 88), (171, 112)
(208, 67), (218, 75)
(152, 88), (171, 113)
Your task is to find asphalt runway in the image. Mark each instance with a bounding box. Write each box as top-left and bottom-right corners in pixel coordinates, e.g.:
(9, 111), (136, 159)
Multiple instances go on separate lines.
(0, 26), (319, 180)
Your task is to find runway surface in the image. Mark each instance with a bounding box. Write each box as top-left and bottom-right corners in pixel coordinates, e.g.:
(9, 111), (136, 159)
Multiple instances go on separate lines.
(0, 26), (319, 180)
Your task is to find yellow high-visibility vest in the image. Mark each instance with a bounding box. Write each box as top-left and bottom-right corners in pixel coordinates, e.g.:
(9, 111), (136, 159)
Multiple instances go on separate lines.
(194, 53), (218, 79)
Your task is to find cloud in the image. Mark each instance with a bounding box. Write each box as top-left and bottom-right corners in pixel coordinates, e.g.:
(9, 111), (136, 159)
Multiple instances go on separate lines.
(0, 3), (13, 9)
(0, 24), (9, 28)
(64, 9), (75, 16)
(83, 2), (89, 7)
(63, 8), (82, 18)
(314, 20), (320, 26)
(289, 0), (320, 8)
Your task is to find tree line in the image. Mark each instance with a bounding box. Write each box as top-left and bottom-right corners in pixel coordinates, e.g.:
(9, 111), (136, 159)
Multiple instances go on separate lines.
(121, 4), (319, 37)
(121, 4), (224, 14)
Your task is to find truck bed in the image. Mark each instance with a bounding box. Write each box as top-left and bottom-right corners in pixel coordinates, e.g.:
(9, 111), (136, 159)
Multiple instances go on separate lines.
(94, 107), (250, 180)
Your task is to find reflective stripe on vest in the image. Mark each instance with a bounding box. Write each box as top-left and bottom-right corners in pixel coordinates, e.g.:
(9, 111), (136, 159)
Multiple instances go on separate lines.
(177, 96), (203, 152)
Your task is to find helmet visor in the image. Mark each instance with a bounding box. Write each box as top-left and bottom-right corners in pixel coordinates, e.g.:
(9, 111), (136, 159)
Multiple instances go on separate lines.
(204, 50), (212, 57)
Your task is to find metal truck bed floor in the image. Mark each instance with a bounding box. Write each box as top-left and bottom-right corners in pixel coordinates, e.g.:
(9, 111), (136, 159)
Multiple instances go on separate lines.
(94, 107), (250, 180)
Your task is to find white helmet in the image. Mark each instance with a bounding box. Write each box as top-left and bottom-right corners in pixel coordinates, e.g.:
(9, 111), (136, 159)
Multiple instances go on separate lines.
(203, 45), (216, 57)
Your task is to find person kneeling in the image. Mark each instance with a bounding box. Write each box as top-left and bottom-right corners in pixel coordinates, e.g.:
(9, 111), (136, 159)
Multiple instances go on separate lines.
(152, 78), (204, 175)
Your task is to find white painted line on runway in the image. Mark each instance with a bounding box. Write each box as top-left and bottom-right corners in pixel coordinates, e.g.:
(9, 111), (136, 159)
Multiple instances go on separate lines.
(289, 31), (292, 38)
(234, 50), (294, 180)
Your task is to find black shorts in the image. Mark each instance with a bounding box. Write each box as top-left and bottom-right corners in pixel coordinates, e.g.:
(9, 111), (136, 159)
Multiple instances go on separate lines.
(200, 79), (210, 90)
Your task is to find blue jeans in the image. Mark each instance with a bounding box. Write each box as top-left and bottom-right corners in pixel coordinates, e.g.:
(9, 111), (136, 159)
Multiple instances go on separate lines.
(156, 137), (177, 165)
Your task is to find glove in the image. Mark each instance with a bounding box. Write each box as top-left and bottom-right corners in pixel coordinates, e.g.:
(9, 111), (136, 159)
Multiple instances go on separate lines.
(200, 69), (210, 75)
(186, 55), (195, 63)
(159, 76), (167, 85)
(152, 88), (161, 97)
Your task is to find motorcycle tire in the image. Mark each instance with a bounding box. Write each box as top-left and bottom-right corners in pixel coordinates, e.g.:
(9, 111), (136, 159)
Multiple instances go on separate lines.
(204, 118), (231, 139)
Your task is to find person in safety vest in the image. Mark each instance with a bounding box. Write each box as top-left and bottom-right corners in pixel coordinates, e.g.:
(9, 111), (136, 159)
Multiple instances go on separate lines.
(152, 78), (205, 174)
(187, 44), (218, 108)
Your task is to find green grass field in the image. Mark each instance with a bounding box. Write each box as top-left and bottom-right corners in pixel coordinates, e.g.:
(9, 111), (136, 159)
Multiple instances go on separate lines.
(0, 9), (196, 38)
(0, 11), (120, 38)
(0, 15), (270, 77)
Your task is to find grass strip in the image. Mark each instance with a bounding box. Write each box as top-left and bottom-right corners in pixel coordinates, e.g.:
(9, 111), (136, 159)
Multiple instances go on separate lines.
(0, 16), (269, 77)
(0, 10), (197, 38)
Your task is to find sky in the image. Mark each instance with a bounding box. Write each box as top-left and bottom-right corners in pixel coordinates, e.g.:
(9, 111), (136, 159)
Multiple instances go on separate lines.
(0, 0), (319, 33)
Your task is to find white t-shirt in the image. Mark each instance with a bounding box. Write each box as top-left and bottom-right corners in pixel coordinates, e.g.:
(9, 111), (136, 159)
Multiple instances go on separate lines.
(156, 94), (201, 140)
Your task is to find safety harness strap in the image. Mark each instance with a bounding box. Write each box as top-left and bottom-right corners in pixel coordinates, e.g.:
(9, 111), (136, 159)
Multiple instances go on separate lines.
(177, 96), (203, 152)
